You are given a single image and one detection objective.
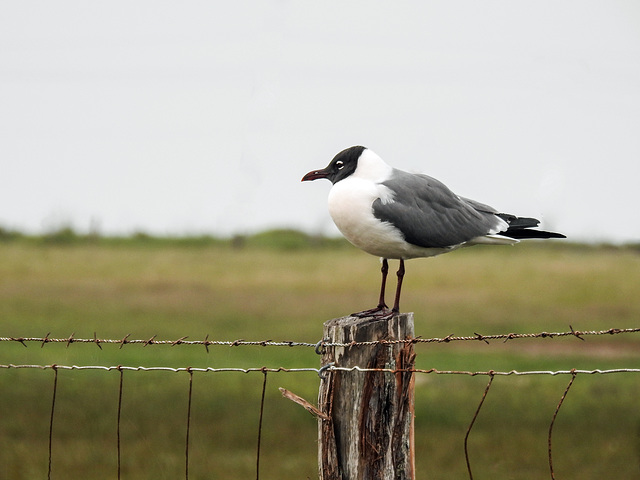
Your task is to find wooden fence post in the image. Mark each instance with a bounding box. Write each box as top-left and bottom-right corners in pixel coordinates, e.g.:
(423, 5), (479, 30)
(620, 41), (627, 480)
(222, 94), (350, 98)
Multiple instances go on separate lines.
(318, 313), (416, 480)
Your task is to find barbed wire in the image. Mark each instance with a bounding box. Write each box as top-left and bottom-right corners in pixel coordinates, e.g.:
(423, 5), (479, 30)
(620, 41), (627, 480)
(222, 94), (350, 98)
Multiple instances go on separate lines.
(1, 325), (639, 351)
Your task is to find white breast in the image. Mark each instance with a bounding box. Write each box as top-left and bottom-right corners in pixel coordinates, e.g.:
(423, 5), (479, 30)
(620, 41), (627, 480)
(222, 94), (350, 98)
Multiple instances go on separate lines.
(327, 176), (395, 252)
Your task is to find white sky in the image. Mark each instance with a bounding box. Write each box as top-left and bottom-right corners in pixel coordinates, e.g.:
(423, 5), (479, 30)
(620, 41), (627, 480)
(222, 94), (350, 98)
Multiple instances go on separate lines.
(1, 1), (639, 242)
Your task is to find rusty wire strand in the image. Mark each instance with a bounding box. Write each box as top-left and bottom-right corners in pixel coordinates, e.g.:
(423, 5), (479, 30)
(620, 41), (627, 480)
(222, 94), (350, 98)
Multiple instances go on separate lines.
(464, 372), (495, 480)
(48, 366), (58, 480)
(256, 370), (268, 480)
(548, 370), (578, 480)
(329, 366), (640, 376)
(2, 363), (640, 377)
(1, 326), (639, 349)
(185, 369), (194, 480)
(116, 367), (123, 480)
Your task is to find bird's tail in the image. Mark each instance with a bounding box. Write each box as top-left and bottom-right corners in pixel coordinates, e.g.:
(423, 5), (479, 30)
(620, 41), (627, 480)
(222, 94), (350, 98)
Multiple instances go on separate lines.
(497, 214), (566, 240)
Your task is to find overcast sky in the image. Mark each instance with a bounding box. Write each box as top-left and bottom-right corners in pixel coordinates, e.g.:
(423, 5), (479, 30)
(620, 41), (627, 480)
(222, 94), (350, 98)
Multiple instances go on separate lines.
(1, 1), (639, 242)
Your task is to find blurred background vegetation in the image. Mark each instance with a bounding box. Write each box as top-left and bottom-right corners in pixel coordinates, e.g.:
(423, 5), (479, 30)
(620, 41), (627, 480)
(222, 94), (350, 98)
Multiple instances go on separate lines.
(1, 227), (639, 479)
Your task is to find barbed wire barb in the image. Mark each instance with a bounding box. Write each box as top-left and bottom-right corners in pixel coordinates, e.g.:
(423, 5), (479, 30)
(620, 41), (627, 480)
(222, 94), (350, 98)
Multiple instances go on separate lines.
(93, 331), (102, 350)
(569, 325), (585, 342)
(9, 336), (27, 347)
(473, 332), (490, 345)
(119, 334), (131, 349)
(172, 336), (189, 346)
(41, 332), (51, 348)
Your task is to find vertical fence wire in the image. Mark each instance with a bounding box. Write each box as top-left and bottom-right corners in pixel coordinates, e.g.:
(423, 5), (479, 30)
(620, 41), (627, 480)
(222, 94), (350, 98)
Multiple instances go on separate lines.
(185, 369), (194, 480)
(116, 367), (124, 480)
(48, 365), (58, 480)
(256, 369), (268, 480)
(548, 370), (577, 480)
(464, 372), (494, 480)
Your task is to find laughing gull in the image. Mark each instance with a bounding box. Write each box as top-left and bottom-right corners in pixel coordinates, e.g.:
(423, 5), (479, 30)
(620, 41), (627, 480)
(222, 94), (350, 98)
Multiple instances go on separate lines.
(302, 145), (565, 319)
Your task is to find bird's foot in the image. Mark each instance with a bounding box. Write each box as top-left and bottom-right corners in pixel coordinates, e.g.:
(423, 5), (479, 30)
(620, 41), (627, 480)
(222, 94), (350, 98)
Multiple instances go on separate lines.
(372, 309), (400, 321)
(351, 304), (388, 318)
(351, 305), (397, 320)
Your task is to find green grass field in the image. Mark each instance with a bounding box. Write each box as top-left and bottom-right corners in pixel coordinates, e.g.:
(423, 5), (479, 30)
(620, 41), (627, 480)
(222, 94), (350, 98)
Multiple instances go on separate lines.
(1, 239), (639, 479)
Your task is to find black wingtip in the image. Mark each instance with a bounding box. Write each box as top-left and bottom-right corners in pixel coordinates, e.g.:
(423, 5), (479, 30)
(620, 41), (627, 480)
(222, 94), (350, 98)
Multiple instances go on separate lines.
(504, 228), (566, 240)
(497, 214), (565, 240)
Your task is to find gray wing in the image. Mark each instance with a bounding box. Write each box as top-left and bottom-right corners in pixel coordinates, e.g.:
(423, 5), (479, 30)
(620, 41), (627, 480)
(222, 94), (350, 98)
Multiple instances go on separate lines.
(373, 170), (504, 248)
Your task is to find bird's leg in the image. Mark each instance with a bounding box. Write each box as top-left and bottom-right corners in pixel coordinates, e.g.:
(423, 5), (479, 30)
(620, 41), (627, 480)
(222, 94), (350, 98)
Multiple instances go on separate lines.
(390, 258), (405, 314)
(351, 258), (391, 318)
(377, 258), (389, 309)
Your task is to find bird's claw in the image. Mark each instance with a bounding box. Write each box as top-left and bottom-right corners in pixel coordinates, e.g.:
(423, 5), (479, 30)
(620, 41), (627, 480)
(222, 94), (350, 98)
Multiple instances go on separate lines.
(351, 305), (397, 320)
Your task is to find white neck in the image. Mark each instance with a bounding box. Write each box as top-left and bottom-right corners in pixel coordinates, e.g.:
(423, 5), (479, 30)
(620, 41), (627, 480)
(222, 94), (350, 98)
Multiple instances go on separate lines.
(351, 149), (393, 183)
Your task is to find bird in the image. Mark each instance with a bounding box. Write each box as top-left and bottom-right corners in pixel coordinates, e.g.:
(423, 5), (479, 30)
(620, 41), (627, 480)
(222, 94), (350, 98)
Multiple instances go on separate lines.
(301, 145), (565, 319)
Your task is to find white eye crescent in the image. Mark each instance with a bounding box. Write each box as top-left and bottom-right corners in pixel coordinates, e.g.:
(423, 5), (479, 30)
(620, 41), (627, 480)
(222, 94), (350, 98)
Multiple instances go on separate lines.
(336, 160), (344, 170)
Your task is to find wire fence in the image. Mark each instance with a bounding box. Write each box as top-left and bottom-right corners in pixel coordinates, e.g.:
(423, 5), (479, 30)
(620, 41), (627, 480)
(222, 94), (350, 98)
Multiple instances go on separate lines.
(2, 363), (639, 480)
(1, 326), (640, 479)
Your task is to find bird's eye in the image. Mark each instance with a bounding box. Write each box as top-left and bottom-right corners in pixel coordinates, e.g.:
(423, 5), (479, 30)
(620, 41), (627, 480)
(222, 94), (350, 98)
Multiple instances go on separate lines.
(336, 160), (344, 170)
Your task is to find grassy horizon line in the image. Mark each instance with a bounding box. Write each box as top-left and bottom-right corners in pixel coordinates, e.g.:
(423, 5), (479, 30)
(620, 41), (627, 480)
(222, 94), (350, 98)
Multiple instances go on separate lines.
(0, 224), (638, 252)
(0, 225), (352, 250)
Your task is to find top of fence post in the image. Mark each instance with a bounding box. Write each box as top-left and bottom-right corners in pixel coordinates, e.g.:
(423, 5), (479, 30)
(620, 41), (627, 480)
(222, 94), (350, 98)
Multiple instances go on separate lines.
(317, 312), (416, 480)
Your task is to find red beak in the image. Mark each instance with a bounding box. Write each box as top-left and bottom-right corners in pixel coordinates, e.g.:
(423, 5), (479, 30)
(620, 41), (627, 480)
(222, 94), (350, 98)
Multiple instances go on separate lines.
(301, 168), (330, 182)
